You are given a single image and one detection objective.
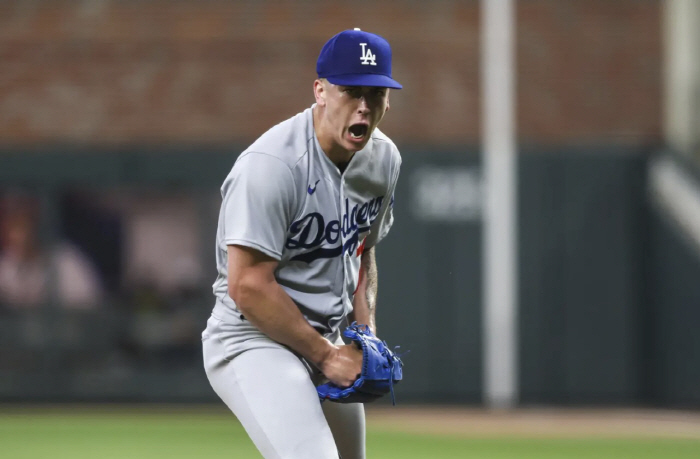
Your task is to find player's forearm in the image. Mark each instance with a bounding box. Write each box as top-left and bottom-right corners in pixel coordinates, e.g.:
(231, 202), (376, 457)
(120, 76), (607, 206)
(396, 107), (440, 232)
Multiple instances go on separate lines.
(351, 247), (378, 333)
(232, 278), (334, 366)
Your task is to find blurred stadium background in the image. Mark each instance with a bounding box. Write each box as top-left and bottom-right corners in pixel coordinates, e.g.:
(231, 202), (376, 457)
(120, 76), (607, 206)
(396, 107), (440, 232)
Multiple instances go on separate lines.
(1, 0), (700, 457)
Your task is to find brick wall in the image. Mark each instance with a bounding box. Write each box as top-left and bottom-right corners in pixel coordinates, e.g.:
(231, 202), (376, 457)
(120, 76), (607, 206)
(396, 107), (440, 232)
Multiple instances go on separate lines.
(518, 0), (662, 146)
(0, 0), (660, 148)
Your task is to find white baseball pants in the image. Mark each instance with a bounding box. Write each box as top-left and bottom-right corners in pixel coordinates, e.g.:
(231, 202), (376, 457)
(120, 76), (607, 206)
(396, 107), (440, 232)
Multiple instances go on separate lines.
(202, 315), (365, 459)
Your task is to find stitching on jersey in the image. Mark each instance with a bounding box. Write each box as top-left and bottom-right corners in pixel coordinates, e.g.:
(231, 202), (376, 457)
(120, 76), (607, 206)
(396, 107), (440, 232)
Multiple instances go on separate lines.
(224, 238), (283, 260)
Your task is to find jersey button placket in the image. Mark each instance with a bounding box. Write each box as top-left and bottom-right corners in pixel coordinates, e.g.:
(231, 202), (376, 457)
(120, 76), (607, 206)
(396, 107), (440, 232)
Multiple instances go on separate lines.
(339, 177), (351, 312)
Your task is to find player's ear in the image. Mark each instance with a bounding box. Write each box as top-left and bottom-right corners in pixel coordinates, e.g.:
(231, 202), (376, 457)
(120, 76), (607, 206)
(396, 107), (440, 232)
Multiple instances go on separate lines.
(314, 79), (327, 107)
(385, 90), (390, 112)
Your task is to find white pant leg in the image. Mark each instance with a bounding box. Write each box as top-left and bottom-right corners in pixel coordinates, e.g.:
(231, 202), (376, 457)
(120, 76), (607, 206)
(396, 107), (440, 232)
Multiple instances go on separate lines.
(322, 402), (366, 459)
(203, 333), (339, 459)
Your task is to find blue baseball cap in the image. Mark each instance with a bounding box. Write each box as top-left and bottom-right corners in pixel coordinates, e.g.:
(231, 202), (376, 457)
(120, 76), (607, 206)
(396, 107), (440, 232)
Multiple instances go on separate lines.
(317, 28), (402, 89)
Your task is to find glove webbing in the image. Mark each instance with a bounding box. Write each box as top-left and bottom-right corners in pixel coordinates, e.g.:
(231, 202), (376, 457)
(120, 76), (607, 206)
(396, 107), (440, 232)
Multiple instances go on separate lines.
(351, 323), (397, 405)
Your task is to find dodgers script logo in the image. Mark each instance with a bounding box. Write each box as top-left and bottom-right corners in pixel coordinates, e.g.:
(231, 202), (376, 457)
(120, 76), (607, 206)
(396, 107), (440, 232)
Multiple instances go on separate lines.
(285, 196), (384, 263)
(359, 43), (377, 66)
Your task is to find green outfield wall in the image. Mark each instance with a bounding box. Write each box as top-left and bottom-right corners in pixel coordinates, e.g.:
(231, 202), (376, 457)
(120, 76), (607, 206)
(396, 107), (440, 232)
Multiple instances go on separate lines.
(0, 147), (697, 408)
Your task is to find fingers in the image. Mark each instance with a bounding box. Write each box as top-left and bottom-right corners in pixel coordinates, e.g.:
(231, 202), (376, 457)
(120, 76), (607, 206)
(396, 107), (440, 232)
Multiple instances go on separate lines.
(320, 344), (363, 388)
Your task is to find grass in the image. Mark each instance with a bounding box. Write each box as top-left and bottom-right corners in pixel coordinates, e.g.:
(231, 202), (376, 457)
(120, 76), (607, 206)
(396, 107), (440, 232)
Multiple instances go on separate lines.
(369, 432), (700, 459)
(1, 408), (699, 459)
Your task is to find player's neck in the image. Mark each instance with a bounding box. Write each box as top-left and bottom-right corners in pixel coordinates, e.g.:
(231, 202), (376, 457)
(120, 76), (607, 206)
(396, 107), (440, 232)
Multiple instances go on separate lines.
(323, 146), (355, 171)
(313, 107), (355, 171)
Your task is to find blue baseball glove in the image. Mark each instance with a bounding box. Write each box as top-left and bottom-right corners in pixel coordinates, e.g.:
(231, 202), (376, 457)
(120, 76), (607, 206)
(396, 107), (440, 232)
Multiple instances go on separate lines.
(316, 323), (404, 404)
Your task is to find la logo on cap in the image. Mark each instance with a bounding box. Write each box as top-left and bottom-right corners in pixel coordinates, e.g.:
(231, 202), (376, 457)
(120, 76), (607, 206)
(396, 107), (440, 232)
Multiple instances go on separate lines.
(360, 43), (377, 66)
(316, 27), (403, 89)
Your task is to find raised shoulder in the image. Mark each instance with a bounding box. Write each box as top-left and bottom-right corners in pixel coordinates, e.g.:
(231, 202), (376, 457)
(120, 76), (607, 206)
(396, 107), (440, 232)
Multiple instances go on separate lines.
(238, 107), (315, 170)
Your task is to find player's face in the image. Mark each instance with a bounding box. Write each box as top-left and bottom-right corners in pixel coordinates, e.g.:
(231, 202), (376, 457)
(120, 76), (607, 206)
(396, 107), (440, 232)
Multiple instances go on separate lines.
(315, 80), (390, 154)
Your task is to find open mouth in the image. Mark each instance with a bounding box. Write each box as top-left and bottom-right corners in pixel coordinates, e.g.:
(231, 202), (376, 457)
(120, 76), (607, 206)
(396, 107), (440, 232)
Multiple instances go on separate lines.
(348, 124), (368, 140)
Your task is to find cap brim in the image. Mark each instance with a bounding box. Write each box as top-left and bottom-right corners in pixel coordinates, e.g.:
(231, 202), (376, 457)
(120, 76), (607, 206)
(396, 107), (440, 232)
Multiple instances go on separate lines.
(325, 73), (403, 89)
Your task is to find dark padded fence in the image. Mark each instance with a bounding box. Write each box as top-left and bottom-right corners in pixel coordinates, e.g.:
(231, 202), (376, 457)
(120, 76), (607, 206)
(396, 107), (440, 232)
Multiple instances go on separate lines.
(0, 146), (697, 407)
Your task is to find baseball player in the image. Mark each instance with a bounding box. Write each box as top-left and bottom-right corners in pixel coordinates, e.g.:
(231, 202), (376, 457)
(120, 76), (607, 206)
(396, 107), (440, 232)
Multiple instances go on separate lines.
(202, 28), (402, 459)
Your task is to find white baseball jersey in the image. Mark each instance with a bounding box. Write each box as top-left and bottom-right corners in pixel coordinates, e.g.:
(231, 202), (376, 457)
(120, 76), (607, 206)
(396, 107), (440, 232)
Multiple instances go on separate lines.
(211, 105), (401, 334)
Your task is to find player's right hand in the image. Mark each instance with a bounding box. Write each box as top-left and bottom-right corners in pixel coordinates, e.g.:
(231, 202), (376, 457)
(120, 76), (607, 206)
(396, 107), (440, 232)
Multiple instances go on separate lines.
(318, 343), (363, 388)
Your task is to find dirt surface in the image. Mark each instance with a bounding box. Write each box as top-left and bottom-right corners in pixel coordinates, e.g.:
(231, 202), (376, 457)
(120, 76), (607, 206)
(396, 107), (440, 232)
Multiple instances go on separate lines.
(3, 403), (699, 440)
(365, 406), (700, 439)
